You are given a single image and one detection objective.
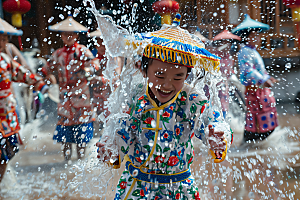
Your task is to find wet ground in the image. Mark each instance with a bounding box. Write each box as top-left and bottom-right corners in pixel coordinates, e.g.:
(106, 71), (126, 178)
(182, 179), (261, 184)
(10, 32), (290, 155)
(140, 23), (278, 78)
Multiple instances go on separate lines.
(1, 100), (300, 200)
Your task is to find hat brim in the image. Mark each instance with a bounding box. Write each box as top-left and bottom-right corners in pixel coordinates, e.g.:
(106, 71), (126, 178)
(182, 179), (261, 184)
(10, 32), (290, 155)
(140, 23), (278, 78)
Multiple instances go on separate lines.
(48, 26), (88, 33)
(48, 16), (88, 33)
(232, 15), (270, 36)
(0, 19), (23, 36)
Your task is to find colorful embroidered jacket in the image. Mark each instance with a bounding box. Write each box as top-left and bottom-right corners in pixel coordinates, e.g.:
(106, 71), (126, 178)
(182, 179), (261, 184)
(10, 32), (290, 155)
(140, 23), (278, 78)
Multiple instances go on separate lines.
(113, 84), (232, 200)
(0, 53), (46, 138)
(238, 44), (278, 133)
(42, 42), (99, 126)
(238, 44), (270, 86)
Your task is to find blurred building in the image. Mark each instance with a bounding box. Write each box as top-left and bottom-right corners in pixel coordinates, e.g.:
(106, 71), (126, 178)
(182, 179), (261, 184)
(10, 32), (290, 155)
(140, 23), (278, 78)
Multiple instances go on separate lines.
(1, 0), (299, 60)
(1, 0), (299, 101)
(178, 0), (300, 59)
(177, 0), (300, 102)
(2, 0), (156, 56)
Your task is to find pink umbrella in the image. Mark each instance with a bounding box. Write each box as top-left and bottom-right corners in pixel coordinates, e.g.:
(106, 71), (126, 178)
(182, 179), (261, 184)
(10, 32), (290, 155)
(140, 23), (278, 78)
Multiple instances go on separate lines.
(213, 30), (241, 41)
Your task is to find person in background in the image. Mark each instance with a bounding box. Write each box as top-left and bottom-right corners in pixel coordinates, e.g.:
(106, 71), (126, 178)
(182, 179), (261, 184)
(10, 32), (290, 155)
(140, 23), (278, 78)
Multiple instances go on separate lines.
(211, 30), (241, 119)
(0, 19), (47, 182)
(232, 14), (278, 143)
(0, 19), (33, 125)
(0, 34), (29, 69)
(41, 14), (99, 160)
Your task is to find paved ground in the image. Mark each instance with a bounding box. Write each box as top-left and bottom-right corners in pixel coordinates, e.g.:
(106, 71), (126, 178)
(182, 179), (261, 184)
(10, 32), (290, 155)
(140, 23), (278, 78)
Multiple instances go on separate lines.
(0, 101), (300, 199)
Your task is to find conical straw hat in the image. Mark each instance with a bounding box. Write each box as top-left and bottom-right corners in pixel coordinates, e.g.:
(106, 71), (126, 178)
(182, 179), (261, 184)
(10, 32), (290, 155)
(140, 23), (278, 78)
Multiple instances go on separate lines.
(88, 29), (102, 38)
(232, 14), (270, 36)
(0, 18), (23, 36)
(141, 14), (220, 72)
(48, 16), (88, 33)
(213, 30), (241, 41)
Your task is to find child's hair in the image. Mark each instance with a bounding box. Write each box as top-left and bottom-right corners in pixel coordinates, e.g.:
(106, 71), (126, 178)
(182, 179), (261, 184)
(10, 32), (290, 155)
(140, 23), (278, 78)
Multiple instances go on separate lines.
(141, 56), (192, 76)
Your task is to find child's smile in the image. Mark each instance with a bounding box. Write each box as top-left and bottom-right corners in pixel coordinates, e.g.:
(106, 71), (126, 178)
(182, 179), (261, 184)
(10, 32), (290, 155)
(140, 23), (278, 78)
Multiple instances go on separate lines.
(157, 88), (173, 98)
(147, 59), (189, 104)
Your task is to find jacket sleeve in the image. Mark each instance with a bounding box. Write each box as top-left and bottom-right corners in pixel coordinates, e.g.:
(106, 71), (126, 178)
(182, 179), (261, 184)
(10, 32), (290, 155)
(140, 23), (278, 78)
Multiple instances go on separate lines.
(78, 45), (100, 74)
(191, 93), (232, 163)
(11, 60), (47, 92)
(238, 47), (270, 86)
(9, 43), (30, 70)
(40, 51), (58, 77)
(106, 110), (139, 169)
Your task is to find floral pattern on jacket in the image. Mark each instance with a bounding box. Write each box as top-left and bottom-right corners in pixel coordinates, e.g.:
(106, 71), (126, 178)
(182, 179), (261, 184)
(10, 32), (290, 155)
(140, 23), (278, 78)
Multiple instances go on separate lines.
(113, 84), (232, 200)
(0, 53), (45, 137)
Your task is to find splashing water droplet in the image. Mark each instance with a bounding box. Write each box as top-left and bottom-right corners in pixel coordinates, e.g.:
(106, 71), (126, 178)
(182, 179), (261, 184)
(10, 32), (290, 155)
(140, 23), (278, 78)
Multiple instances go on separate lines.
(51, 167), (55, 175)
(48, 16), (54, 23)
(151, 119), (156, 128)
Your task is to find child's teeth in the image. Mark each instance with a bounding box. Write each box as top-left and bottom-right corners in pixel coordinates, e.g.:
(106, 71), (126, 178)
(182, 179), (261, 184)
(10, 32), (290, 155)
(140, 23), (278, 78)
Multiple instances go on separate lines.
(161, 89), (171, 93)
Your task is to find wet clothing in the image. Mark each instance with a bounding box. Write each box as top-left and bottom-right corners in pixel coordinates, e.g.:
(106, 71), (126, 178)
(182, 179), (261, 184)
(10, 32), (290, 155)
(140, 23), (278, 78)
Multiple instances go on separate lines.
(211, 48), (235, 117)
(53, 122), (94, 143)
(0, 53), (46, 161)
(91, 53), (111, 118)
(238, 44), (278, 140)
(243, 130), (274, 142)
(93, 14), (232, 199)
(42, 42), (99, 144)
(0, 134), (19, 161)
(113, 84), (232, 200)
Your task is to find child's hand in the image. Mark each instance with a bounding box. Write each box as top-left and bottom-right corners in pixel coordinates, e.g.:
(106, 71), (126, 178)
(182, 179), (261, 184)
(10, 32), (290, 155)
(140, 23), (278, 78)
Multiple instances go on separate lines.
(208, 124), (226, 151)
(96, 136), (114, 162)
(263, 79), (274, 88)
(269, 76), (278, 84)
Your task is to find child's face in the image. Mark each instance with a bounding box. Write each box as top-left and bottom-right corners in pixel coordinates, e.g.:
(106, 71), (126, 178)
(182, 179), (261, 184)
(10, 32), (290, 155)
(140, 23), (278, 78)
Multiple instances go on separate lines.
(247, 31), (260, 46)
(147, 59), (189, 103)
(61, 32), (79, 47)
(0, 34), (8, 52)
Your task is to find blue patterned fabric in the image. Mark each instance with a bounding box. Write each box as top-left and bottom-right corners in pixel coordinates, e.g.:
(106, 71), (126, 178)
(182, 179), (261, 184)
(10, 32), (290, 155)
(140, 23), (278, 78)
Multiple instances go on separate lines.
(53, 122), (94, 144)
(0, 134), (19, 161)
(126, 160), (191, 184)
(238, 44), (270, 86)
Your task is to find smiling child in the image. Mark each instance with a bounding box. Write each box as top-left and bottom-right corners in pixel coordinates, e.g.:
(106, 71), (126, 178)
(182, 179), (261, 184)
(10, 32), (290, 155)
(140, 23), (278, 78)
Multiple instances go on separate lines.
(95, 13), (233, 200)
